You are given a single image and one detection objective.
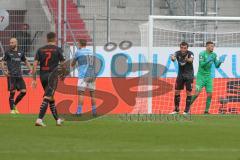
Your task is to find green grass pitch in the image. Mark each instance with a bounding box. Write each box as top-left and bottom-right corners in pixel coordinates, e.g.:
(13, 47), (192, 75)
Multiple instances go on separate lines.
(0, 115), (240, 160)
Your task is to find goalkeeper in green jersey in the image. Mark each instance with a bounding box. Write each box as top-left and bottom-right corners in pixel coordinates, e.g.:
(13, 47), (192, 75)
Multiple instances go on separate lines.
(190, 41), (226, 114)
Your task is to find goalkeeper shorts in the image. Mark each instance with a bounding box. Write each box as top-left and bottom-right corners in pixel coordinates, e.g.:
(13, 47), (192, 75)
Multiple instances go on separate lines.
(195, 75), (213, 93)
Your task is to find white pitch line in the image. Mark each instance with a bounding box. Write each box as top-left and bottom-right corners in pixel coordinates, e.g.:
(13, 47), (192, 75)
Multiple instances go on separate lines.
(0, 148), (240, 154)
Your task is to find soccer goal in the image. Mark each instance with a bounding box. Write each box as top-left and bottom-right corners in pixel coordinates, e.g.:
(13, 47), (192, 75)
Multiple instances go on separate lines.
(134, 15), (240, 115)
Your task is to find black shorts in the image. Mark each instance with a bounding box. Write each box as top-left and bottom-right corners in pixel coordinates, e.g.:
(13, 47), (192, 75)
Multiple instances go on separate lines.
(175, 76), (193, 91)
(40, 72), (58, 97)
(7, 76), (26, 91)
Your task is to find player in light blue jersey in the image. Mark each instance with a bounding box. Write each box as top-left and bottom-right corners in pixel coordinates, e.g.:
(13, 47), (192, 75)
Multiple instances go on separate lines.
(71, 39), (96, 116)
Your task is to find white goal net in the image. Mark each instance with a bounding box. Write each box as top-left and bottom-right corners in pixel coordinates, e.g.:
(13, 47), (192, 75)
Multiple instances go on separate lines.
(133, 16), (240, 115)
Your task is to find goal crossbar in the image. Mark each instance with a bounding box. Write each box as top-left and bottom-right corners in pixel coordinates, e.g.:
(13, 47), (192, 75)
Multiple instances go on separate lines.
(149, 15), (240, 21)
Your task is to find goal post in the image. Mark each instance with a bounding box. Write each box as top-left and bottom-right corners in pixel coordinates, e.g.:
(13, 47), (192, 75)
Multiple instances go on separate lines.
(135, 15), (240, 115)
(147, 15), (154, 114)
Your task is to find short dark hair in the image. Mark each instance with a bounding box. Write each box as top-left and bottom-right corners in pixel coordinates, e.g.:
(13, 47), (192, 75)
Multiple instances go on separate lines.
(206, 41), (214, 46)
(180, 42), (188, 48)
(47, 32), (56, 42)
(78, 39), (87, 46)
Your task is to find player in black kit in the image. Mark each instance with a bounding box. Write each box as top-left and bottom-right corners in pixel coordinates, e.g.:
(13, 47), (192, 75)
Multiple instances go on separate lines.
(169, 42), (194, 115)
(32, 32), (66, 127)
(1, 38), (32, 114)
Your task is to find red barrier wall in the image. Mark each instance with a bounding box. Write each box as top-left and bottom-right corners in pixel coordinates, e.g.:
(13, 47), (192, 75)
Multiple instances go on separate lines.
(0, 77), (239, 114)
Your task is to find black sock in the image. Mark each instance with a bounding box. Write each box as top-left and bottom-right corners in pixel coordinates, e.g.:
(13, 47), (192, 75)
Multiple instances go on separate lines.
(9, 92), (15, 110)
(184, 96), (192, 113)
(49, 101), (59, 120)
(174, 95), (180, 112)
(38, 99), (49, 119)
(15, 92), (26, 105)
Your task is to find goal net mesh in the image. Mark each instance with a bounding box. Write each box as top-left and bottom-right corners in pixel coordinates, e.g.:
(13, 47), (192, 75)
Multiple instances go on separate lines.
(133, 17), (240, 115)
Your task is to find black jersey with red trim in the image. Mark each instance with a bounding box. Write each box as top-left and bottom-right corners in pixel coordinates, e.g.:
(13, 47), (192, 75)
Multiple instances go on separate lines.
(35, 45), (65, 74)
(3, 49), (26, 77)
(175, 50), (194, 79)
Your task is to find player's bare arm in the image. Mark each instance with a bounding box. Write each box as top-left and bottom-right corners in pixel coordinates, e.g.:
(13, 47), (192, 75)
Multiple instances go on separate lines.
(59, 60), (69, 80)
(31, 60), (38, 88)
(170, 54), (176, 61)
(71, 59), (77, 67)
(1, 59), (9, 76)
(24, 59), (32, 73)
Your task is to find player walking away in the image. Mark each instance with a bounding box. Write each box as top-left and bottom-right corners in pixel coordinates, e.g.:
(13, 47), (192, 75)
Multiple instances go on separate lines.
(71, 39), (97, 116)
(1, 38), (32, 114)
(32, 32), (66, 127)
(169, 42), (194, 115)
(190, 41), (226, 114)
